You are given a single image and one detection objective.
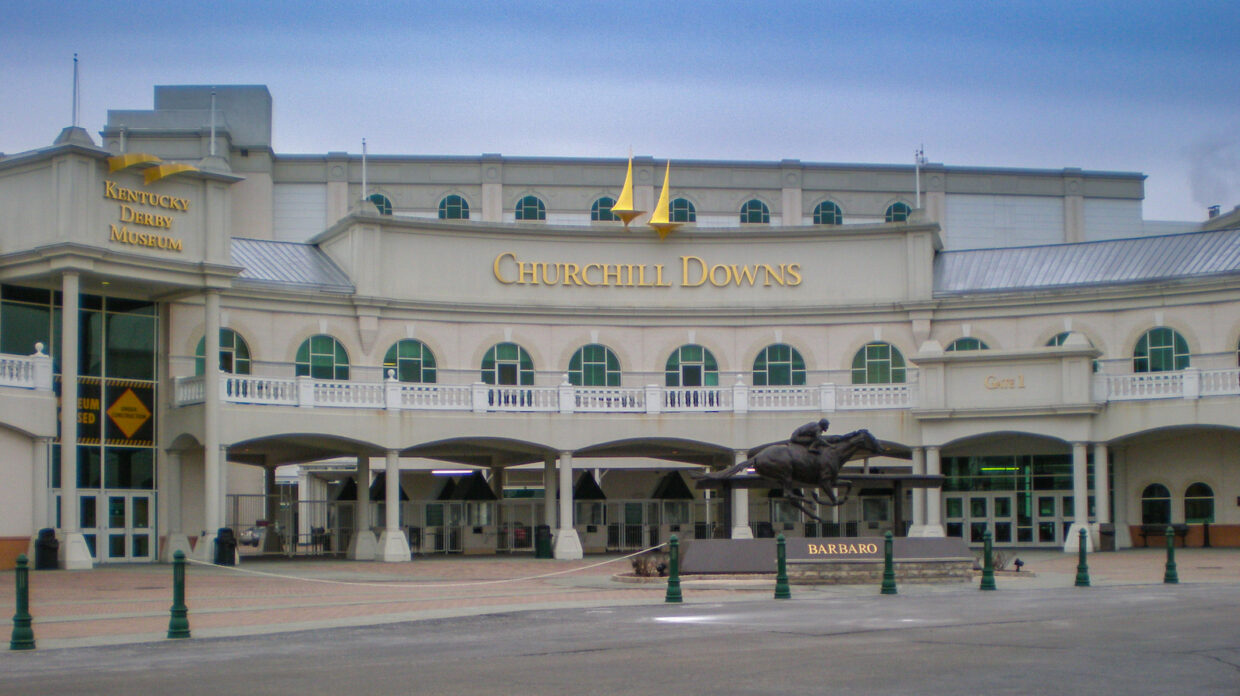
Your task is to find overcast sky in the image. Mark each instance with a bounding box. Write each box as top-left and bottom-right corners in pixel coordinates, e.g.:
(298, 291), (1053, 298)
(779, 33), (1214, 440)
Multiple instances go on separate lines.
(4, 1), (1237, 221)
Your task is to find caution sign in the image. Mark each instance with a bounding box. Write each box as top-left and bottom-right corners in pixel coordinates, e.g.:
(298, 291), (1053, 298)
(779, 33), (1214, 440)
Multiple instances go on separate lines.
(106, 387), (152, 441)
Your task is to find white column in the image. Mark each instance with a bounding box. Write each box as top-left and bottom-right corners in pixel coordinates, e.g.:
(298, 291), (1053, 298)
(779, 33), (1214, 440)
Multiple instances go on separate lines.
(196, 290), (222, 562)
(378, 450), (411, 561)
(552, 451), (582, 559)
(730, 450), (753, 539)
(58, 272), (92, 569)
(31, 437), (50, 531)
(348, 455), (378, 559)
(908, 447), (934, 537)
(160, 450), (192, 561)
(1064, 442), (1094, 552)
(1093, 444), (1110, 524)
(1112, 448), (1132, 548)
(543, 455), (558, 529)
(922, 446), (945, 537)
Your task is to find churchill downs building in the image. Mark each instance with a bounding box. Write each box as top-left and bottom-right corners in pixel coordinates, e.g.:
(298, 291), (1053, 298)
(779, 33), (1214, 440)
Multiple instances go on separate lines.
(1, 85), (1238, 569)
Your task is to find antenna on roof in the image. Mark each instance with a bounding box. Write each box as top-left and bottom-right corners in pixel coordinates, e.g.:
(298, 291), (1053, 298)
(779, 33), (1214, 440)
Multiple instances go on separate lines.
(914, 145), (927, 209)
(362, 138), (368, 200)
(209, 88), (217, 157)
(71, 53), (80, 128)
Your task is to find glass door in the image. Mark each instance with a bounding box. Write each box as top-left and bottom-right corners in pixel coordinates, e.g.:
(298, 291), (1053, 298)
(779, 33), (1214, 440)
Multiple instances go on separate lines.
(104, 493), (154, 562)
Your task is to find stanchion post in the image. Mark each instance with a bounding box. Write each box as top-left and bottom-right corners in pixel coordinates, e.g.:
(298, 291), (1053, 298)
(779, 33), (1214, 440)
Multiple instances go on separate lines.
(1074, 528), (1090, 587)
(664, 536), (683, 604)
(167, 549), (191, 639)
(10, 554), (35, 651)
(980, 528), (996, 591)
(1163, 525), (1179, 584)
(880, 531), (898, 595)
(774, 534), (791, 599)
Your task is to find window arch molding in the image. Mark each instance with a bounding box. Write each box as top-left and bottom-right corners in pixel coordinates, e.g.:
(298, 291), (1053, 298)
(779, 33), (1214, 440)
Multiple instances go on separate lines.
(567, 343), (622, 386)
(752, 343), (807, 386)
(812, 200), (843, 225)
(194, 328), (252, 375)
(514, 194), (547, 221)
(294, 334), (350, 380)
(850, 341), (907, 384)
(1046, 331), (1101, 371)
(669, 197), (697, 223)
(884, 201), (912, 222)
(383, 338), (438, 383)
(438, 194), (470, 220)
(1133, 327), (1191, 373)
(739, 198), (771, 224)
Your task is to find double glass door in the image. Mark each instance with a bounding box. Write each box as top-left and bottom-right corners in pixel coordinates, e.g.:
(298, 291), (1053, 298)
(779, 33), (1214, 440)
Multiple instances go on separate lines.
(66, 492), (155, 562)
(945, 491), (1073, 546)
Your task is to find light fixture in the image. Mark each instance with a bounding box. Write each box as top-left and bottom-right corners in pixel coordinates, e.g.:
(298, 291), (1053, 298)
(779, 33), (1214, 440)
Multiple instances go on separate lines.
(432, 469), (474, 476)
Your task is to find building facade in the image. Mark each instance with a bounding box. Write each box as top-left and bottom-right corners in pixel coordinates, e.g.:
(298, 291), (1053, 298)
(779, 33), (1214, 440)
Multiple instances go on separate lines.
(0, 85), (1236, 569)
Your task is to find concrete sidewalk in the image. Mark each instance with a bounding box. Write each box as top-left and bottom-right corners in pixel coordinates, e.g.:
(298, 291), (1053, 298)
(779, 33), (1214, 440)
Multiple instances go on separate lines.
(3, 547), (1237, 650)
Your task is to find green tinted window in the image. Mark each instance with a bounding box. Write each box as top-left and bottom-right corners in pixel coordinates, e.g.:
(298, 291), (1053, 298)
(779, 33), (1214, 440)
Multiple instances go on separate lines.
(591, 197), (617, 222)
(670, 198), (696, 223)
(752, 343), (806, 386)
(739, 199), (769, 224)
(482, 342), (534, 385)
(295, 334), (349, 380)
(665, 344), (718, 387)
(851, 342), (906, 384)
(1134, 327), (1190, 372)
(568, 344), (621, 386)
(368, 193), (393, 215)
(438, 195), (470, 220)
(885, 202), (911, 222)
(515, 195), (546, 221)
(383, 339), (437, 383)
(813, 201), (842, 225)
(945, 337), (989, 352)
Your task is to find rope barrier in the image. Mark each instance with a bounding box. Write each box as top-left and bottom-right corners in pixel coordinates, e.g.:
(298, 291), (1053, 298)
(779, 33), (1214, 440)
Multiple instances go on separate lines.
(184, 543), (669, 589)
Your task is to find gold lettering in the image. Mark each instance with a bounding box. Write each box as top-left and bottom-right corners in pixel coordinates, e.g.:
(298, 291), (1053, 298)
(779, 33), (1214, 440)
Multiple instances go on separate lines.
(729, 264), (759, 286)
(761, 264), (784, 286)
(563, 263), (583, 286)
(493, 252), (517, 284)
(516, 261), (538, 285)
(655, 264), (670, 287)
(538, 262), (559, 285)
(708, 264), (731, 287)
(785, 263), (802, 286)
(580, 263), (602, 287)
(602, 264), (623, 286)
(680, 256), (707, 287)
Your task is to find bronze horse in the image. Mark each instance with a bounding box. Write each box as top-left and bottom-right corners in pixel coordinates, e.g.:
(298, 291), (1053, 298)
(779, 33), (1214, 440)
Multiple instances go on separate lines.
(697, 429), (884, 524)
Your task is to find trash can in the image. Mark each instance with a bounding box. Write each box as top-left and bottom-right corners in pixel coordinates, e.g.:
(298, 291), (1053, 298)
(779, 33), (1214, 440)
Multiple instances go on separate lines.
(34, 528), (59, 570)
(214, 527), (237, 565)
(1098, 523), (1115, 552)
(534, 524), (553, 559)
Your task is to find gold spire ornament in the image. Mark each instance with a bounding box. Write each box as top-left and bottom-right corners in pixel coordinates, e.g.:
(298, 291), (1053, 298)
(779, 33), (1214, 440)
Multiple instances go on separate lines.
(610, 155), (644, 228)
(647, 161), (683, 240)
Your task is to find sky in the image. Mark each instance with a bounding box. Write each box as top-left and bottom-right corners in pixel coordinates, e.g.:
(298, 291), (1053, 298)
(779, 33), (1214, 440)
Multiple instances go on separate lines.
(3, 0), (1238, 222)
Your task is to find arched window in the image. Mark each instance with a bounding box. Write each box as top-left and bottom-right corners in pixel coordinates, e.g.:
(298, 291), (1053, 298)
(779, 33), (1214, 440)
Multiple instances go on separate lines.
(665, 345), (718, 387)
(591, 197), (617, 222)
(1184, 483), (1215, 523)
(752, 344), (806, 386)
(885, 202), (911, 222)
(739, 199), (770, 224)
(438, 195), (469, 220)
(851, 342), (906, 384)
(813, 201), (843, 225)
(194, 328), (251, 375)
(670, 198), (696, 223)
(1140, 483), (1171, 525)
(515, 195), (546, 221)
(383, 339), (437, 383)
(295, 335), (349, 380)
(568, 344), (621, 386)
(1133, 327), (1190, 373)
(481, 342), (534, 385)
(1048, 332), (1100, 371)
(946, 337), (989, 352)
(368, 193), (393, 215)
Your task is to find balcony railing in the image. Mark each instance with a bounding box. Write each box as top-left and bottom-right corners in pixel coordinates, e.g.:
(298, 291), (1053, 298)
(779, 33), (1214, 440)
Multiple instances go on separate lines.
(1094, 367), (1240, 402)
(0, 346), (53, 391)
(172, 373), (918, 414)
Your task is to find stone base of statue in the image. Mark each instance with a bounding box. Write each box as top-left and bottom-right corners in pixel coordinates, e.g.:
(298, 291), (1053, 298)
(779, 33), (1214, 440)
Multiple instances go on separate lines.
(681, 536), (972, 584)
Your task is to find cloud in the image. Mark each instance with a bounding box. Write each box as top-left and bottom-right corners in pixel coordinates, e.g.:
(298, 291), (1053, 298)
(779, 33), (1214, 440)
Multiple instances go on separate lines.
(1187, 138), (1240, 211)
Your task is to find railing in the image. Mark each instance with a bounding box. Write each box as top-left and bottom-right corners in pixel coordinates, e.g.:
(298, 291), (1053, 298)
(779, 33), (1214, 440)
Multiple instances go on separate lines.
(0, 347), (53, 391)
(835, 383), (916, 410)
(1095, 367), (1240, 402)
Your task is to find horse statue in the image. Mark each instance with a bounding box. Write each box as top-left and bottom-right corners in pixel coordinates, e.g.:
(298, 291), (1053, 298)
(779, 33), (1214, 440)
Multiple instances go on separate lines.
(695, 428), (884, 524)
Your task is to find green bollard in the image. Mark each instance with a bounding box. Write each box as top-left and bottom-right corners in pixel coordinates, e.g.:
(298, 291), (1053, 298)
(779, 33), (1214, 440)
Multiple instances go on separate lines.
(1163, 525), (1179, 584)
(1074, 528), (1090, 587)
(774, 534), (791, 599)
(167, 550), (191, 639)
(10, 554), (35, 651)
(664, 536), (683, 604)
(979, 528), (996, 591)
(880, 531), (898, 595)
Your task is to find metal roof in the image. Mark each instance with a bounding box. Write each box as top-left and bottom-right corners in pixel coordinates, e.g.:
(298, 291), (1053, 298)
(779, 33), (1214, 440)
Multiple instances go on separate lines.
(230, 238), (354, 293)
(934, 228), (1240, 295)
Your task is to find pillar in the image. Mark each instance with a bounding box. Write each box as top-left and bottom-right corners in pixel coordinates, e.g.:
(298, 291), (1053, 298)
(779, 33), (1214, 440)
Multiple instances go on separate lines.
(542, 455), (558, 529)
(195, 290), (223, 562)
(1093, 444), (1110, 525)
(160, 451), (192, 561)
(552, 451), (582, 559)
(30, 437), (51, 532)
(1064, 442), (1094, 552)
(1112, 447), (1132, 548)
(378, 450), (411, 561)
(907, 447), (934, 537)
(58, 272), (92, 569)
(921, 446), (945, 537)
(348, 455), (378, 559)
(730, 450), (753, 539)
(262, 462), (283, 553)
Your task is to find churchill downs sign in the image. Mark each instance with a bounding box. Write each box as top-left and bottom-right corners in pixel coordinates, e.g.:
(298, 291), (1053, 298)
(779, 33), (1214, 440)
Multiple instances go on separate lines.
(493, 252), (803, 289)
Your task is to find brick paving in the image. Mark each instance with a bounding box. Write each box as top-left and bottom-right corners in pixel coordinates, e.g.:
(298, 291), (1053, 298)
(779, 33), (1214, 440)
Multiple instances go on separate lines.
(2, 548), (1238, 649)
